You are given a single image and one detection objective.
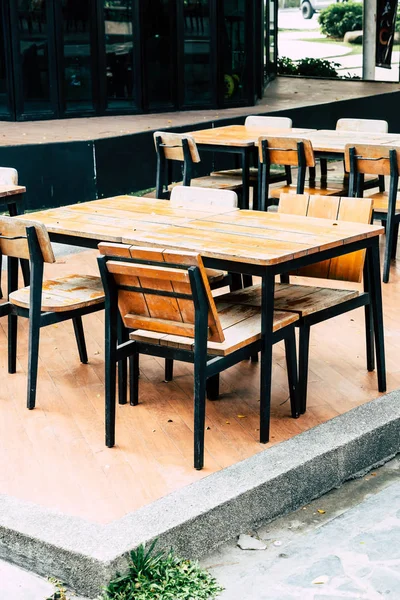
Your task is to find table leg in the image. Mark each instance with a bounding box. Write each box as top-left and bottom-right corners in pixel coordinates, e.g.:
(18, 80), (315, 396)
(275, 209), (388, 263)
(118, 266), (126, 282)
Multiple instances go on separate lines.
(260, 270), (275, 443)
(367, 239), (386, 392)
(241, 148), (250, 210)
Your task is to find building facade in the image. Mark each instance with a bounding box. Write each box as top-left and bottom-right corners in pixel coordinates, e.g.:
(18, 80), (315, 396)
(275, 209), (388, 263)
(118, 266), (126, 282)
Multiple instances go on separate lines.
(0, 0), (277, 121)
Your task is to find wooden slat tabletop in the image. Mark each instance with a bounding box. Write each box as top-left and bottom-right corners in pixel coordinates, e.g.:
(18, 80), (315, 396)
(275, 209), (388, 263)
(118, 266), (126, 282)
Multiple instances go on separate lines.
(0, 184), (26, 198)
(25, 196), (383, 267)
(188, 125), (400, 154)
(189, 125), (316, 147)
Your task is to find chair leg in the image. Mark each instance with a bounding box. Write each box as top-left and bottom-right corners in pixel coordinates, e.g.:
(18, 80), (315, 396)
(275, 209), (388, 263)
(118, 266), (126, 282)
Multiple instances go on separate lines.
(251, 353), (259, 363)
(391, 223), (399, 259)
(27, 307), (41, 410)
(117, 315), (128, 405)
(320, 158), (328, 181)
(72, 316), (88, 364)
(378, 174), (385, 193)
(194, 362), (207, 470)
(129, 353), (139, 406)
(364, 303), (375, 372)
(206, 373), (220, 400)
(8, 313), (17, 374)
(298, 324), (310, 415)
(285, 328), (299, 418)
(383, 215), (395, 284)
(164, 358), (174, 382)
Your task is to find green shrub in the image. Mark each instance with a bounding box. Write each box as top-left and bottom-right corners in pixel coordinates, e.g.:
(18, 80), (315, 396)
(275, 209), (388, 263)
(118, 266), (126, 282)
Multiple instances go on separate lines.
(318, 2), (363, 39)
(277, 56), (340, 77)
(102, 541), (223, 600)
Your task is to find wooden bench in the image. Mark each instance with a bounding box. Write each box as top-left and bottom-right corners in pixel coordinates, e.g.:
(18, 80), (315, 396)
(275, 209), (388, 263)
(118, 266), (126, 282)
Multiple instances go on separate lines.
(97, 243), (300, 470)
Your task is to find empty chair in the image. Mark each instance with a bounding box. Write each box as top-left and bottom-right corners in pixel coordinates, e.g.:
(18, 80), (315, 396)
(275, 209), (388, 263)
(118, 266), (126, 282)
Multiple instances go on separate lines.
(98, 243), (300, 470)
(320, 118), (389, 192)
(151, 131), (242, 202)
(0, 216), (105, 409)
(345, 143), (400, 283)
(258, 137), (344, 210)
(216, 193), (380, 413)
(211, 115), (293, 195)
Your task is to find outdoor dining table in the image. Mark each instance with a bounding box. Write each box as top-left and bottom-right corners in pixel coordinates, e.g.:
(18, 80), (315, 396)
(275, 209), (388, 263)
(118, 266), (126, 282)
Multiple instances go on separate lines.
(189, 125), (400, 207)
(22, 195), (386, 444)
(189, 125), (316, 209)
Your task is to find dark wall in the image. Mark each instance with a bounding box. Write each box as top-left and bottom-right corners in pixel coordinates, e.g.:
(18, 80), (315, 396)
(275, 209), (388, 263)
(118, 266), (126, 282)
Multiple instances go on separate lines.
(4, 88), (400, 210)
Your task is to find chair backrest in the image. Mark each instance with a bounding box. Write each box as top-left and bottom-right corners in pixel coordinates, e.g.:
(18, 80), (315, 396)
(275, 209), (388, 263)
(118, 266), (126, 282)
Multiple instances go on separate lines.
(170, 186), (238, 209)
(0, 167), (18, 185)
(153, 131), (200, 164)
(245, 115), (292, 129)
(0, 216), (55, 263)
(258, 137), (315, 167)
(336, 118), (388, 134)
(344, 144), (400, 177)
(278, 193), (373, 283)
(98, 243), (224, 342)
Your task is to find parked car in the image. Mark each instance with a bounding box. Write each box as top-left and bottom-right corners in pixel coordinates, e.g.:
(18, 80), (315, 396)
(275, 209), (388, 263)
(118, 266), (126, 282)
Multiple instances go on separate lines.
(300, 0), (333, 19)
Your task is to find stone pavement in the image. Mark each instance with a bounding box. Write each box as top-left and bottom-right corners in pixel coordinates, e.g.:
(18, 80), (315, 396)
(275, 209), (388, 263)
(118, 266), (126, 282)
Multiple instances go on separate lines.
(202, 456), (400, 599)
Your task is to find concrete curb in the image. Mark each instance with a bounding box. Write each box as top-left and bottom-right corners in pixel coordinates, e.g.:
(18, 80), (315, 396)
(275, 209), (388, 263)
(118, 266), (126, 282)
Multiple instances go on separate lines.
(1, 392), (399, 598)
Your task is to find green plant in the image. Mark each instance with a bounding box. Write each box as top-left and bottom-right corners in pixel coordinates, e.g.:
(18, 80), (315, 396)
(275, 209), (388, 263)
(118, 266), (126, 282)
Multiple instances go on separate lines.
(277, 56), (340, 78)
(46, 578), (70, 600)
(103, 541), (223, 600)
(318, 2), (363, 39)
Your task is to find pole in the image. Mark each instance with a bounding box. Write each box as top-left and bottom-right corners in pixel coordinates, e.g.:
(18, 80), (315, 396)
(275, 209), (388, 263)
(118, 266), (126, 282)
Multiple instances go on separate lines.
(363, 0), (377, 80)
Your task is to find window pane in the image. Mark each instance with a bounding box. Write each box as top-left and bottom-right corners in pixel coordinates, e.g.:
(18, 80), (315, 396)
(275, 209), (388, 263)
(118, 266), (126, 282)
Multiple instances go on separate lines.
(104, 0), (136, 108)
(0, 9), (9, 116)
(183, 0), (212, 106)
(17, 0), (51, 114)
(222, 0), (247, 103)
(62, 0), (94, 112)
(143, 0), (175, 110)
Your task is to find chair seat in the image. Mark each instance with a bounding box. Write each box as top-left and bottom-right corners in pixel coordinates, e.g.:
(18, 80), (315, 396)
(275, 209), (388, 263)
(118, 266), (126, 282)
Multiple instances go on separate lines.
(130, 302), (298, 356)
(210, 168), (288, 185)
(270, 184), (345, 199)
(368, 192), (400, 214)
(217, 283), (362, 318)
(9, 274), (105, 312)
(170, 176), (243, 192)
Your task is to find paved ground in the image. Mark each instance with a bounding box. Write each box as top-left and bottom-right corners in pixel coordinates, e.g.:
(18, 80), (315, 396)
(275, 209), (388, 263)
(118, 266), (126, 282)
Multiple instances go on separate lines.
(0, 457), (398, 599)
(202, 455), (400, 599)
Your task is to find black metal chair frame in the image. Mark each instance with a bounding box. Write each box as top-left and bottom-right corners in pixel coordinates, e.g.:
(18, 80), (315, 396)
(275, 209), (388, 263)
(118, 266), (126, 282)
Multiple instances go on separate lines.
(348, 146), (400, 283)
(0, 226), (105, 409)
(258, 140), (307, 212)
(0, 192), (30, 297)
(98, 252), (300, 470)
(155, 136), (194, 200)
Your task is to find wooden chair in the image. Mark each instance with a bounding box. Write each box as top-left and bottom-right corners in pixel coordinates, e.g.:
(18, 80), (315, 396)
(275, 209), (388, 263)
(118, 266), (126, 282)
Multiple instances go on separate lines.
(211, 115), (293, 191)
(0, 216), (105, 409)
(216, 194), (378, 413)
(258, 137), (344, 211)
(151, 131), (243, 200)
(345, 143), (400, 283)
(97, 244), (300, 470)
(320, 118), (389, 192)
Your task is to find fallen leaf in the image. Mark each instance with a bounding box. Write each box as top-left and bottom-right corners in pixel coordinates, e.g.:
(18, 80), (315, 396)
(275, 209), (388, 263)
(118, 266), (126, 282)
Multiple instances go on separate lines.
(237, 414), (247, 419)
(94, 351), (100, 355)
(206, 426), (211, 430)
(225, 421), (230, 424)
(317, 509), (326, 514)
(312, 575), (329, 585)
(371, 472), (377, 476)
(152, 429), (156, 433)
(167, 419), (173, 423)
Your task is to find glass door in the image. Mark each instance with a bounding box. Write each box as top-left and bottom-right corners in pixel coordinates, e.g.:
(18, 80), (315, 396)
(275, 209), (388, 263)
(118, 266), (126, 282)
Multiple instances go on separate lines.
(10, 0), (59, 119)
(141, 0), (177, 111)
(0, 2), (13, 118)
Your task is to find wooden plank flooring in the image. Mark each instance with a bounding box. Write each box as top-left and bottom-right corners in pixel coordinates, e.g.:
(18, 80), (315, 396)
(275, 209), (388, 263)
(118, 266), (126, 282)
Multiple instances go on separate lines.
(0, 245), (397, 524)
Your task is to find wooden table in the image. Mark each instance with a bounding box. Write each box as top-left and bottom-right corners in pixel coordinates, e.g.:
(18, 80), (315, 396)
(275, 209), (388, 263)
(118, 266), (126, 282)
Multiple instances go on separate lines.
(189, 125), (400, 203)
(25, 195), (386, 443)
(189, 125), (316, 209)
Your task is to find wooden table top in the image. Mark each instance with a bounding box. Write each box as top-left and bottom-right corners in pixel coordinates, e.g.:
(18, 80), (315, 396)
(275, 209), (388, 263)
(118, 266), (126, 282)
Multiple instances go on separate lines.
(189, 125), (316, 147)
(189, 125), (400, 154)
(26, 196), (383, 267)
(0, 184), (26, 198)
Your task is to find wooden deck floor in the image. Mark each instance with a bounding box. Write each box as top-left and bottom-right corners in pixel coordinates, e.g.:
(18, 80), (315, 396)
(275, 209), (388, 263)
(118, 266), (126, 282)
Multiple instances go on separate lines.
(0, 246), (399, 525)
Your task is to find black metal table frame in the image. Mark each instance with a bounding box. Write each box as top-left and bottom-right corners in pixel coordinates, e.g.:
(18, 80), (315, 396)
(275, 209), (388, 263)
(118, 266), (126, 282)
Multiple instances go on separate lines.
(49, 229), (386, 446)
